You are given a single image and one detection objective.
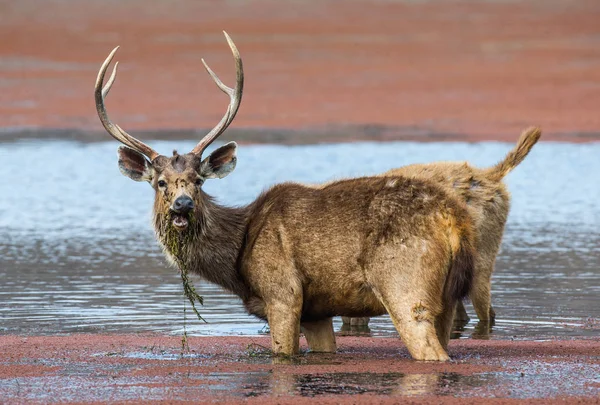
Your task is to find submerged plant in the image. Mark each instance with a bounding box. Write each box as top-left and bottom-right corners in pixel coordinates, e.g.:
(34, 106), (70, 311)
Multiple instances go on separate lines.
(164, 211), (205, 352)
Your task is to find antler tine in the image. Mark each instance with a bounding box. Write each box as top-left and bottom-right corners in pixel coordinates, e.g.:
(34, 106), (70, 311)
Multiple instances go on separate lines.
(95, 46), (160, 161)
(101, 61), (118, 99)
(191, 31), (244, 156)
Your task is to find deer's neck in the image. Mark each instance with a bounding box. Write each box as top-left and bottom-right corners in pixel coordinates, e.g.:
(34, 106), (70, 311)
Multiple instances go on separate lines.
(154, 194), (251, 300)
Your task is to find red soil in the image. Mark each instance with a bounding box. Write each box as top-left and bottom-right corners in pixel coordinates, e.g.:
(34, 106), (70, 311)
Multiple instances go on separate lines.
(1, 0), (599, 142)
(1, 335), (599, 403)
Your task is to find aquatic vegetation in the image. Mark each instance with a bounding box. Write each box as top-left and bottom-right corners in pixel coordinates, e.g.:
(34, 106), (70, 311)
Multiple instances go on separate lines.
(164, 211), (205, 352)
(245, 342), (273, 358)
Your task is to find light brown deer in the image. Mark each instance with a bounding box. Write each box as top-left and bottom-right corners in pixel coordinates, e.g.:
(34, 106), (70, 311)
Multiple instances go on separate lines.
(95, 32), (476, 361)
(342, 127), (541, 328)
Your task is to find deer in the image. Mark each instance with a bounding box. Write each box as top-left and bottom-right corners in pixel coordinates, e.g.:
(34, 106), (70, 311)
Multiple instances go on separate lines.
(94, 32), (476, 361)
(342, 127), (541, 329)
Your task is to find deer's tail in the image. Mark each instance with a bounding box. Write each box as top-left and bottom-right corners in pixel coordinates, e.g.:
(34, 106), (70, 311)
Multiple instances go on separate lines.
(444, 215), (476, 303)
(484, 127), (541, 182)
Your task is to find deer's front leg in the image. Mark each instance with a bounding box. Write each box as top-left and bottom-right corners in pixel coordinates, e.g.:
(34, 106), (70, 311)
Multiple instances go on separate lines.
(250, 232), (303, 357)
(267, 299), (301, 356)
(301, 318), (337, 353)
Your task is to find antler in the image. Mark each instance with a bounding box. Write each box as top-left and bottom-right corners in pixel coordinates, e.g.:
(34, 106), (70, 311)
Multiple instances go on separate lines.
(95, 31), (243, 160)
(190, 31), (244, 156)
(95, 46), (160, 161)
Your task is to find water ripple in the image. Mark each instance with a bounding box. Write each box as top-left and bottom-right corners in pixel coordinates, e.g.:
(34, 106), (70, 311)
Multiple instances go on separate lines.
(1, 140), (598, 338)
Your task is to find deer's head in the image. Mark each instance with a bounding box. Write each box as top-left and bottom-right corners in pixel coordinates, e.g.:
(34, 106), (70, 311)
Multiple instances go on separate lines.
(95, 32), (243, 232)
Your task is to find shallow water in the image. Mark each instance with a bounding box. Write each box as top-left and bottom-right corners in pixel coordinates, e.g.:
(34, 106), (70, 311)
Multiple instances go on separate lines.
(0, 140), (599, 339)
(5, 369), (599, 401)
(3, 340), (599, 402)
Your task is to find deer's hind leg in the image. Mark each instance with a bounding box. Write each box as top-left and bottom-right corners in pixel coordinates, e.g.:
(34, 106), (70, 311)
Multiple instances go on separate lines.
(377, 292), (449, 361)
(367, 244), (449, 361)
(435, 302), (456, 351)
(471, 200), (507, 323)
(341, 316), (370, 327)
(470, 254), (496, 322)
(454, 300), (470, 322)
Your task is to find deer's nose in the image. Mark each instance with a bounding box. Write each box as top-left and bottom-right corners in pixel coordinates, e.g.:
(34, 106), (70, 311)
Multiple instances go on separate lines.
(172, 196), (194, 214)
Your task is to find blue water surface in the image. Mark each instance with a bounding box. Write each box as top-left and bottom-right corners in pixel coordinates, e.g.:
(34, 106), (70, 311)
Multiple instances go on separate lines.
(0, 140), (598, 338)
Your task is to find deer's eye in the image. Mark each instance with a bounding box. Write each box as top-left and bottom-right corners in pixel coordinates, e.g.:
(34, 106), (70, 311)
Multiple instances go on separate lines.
(157, 180), (167, 188)
(195, 178), (204, 186)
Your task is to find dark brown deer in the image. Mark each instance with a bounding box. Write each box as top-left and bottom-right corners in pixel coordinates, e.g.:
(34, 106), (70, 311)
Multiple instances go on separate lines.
(95, 32), (476, 361)
(342, 127), (541, 329)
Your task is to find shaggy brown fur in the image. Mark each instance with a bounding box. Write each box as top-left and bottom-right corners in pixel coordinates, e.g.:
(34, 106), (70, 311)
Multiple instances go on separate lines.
(342, 127), (541, 327)
(116, 144), (476, 361)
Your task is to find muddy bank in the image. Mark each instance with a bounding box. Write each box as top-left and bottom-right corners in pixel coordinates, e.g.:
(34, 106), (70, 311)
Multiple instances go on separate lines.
(0, 335), (598, 403)
(1, 0), (599, 142)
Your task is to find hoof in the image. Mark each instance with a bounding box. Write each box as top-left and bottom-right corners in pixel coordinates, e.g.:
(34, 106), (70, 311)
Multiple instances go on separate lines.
(415, 350), (450, 362)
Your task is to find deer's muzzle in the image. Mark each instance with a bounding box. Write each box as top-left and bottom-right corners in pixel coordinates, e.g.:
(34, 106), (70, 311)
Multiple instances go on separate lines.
(171, 196), (194, 231)
(172, 196), (194, 214)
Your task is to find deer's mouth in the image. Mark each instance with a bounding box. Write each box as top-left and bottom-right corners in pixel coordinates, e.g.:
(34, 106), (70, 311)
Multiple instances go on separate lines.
(171, 213), (189, 231)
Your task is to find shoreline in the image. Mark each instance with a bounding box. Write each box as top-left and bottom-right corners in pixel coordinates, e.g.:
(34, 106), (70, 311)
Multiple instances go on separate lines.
(2, 126), (599, 145)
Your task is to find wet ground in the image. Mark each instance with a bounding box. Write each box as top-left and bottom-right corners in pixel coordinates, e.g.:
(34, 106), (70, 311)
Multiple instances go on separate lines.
(0, 335), (599, 403)
(1, 0), (600, 142)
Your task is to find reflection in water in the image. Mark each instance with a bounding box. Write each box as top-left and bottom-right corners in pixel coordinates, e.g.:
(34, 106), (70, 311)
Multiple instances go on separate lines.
(227, 370), (489, 397)
(2, 359), (597, 401)
(0, 140), (599, 339)
(204, 363), (599, 399)
(471, 320), (495, 340)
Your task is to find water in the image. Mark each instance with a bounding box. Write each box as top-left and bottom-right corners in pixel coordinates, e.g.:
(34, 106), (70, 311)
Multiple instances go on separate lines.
(5, 370), (599, 401)
(0, 139), (599, 338)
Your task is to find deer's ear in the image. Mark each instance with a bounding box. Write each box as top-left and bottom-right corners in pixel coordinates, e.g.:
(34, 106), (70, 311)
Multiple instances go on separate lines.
(200, 142), (237, 179)
(117, 146), (154, 182)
